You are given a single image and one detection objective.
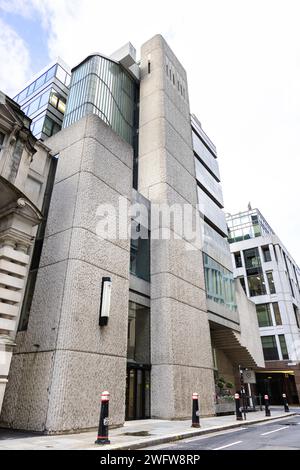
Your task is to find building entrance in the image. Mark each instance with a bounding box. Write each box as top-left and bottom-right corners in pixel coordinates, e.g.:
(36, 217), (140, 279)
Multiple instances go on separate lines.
(125, 364), (151, 420)
(256, 371), (299, 405)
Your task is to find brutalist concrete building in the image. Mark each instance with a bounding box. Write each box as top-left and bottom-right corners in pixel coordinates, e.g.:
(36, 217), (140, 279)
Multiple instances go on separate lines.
(0, 35), (264, 433)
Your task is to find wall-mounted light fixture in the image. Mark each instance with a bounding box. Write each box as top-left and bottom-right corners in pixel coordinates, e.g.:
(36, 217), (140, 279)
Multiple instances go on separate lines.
(99, 277), (112, 326)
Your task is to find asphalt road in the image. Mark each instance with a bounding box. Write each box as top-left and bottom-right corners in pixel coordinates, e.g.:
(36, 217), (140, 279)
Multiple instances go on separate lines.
(148, 413), (300, 450)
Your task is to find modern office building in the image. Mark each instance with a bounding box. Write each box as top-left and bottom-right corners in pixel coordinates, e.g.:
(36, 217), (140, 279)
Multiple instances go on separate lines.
(13, 58), (71, 141)
(0, 90), (52, 412)
(0, 36), (263, 433)
(227, 208), (300, 404)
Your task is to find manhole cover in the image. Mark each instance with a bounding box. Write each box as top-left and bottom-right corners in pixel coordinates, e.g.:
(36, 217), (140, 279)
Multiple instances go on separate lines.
(124, 431), (152, 437)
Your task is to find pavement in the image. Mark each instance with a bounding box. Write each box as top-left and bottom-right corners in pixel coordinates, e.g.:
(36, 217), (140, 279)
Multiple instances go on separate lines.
(0, 406), (298, 450)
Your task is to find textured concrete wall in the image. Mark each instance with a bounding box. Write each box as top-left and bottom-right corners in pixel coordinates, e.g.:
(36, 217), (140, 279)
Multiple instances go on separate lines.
(235, 281), (265, 368)
(139, 35), (215, 418)
(1, 114), (133, 432)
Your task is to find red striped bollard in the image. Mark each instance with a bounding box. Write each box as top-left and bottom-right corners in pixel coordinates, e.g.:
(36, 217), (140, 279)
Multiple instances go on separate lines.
(95, 391), (110, 445)
(264, 394), (271, 417)
(191, 392), (200, 428)
(235, 393), (243, 421)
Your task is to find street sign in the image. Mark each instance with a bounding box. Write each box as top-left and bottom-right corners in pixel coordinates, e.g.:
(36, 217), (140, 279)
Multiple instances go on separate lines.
(242, 370), (256, 384)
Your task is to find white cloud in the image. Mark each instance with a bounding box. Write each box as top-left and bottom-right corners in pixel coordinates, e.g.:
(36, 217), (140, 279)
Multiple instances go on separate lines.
(0, 18), (31, 96)
(0, 0), (299, 261)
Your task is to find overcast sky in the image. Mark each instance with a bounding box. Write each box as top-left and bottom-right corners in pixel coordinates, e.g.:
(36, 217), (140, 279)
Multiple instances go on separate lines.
(0, 0), (299, 263)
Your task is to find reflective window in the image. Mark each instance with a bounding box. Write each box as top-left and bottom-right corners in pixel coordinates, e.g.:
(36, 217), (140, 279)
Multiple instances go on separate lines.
(34, 73), (46, 91)
(63, 55), (138, 145)
(239, 276), (247, 294)
(266, 271), (276, 294)
(244, 248), (261, 274)
(203, 253), (237, 311)
(27, 97), (40, 115)
(278, 335), (289, 360)
(256, 304), (272, 327)
(261, 336), (279, 361)
(0, 131), (5, 147)
(127, 301), (150, 364)
(39, 89), (50, 108)
(130, 221), (150, 282)
(294, 304), (300, 329)
(31, 117), (44, 136)
(46, 65), (56, 82)
(262, 245), (271, 262)
(247, 274), (266, 296)
(272, 302), (282, 325)
(42, 116), (61, 137)
(234, 251), (243, 268)
(49, 89), (67, 114)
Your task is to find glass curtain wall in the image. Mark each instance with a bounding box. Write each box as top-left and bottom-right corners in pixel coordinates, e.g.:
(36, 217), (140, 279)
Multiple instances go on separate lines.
(63, 55), (138, 145)
(203, 253), (237, 311)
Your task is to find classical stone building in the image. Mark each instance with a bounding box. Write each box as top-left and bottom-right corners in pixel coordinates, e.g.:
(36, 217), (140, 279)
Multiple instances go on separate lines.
(0, 36), (264, 433)
(0, 91), (51, 412)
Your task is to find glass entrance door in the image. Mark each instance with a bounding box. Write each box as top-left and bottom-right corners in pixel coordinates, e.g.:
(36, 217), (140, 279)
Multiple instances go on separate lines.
(126, 365), (150, 420)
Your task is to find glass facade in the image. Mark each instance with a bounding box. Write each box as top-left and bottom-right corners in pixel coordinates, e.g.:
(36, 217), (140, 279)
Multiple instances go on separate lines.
(243, 247), (266, 297)
(279, 334), (289, 360)
(63, 55), (138, 145)
(130, 221), (150, 282)
(227, 209), (274, 243)
(266, 271), (276, 294)
(14, 62), (70, 140)
(127, 301), (150, 365)
(14, 64), (70, 105)
(256, 303), (272, 327)
(261, 335), (279, 361)
(203, 253), (237, 311)
(273, 302), (282, 325)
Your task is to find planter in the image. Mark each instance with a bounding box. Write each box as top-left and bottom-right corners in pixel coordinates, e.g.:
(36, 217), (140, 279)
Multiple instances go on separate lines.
(215, 400), (235, 416)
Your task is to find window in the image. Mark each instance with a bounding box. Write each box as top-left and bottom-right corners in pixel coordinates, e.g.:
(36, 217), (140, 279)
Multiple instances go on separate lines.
(130, 221), (150, 282)
(239, 276), (247, 294)
(247, 274), (266, 296)
(293, 304), (300, 329)
(272, 302), (282, 325)
(45, 65), (56, 82)
(243, 248), (261, 275)
(31, 117), (44, 136)
(49, 89), (66, 114)
(262, 245), (271, 262)
(39, 89), (50, 108)
(34, 73), (46, 91)
(278, 335), (289, 360)
(261, 336), (279, 361)
(42, 116), (61, 137)
(56, 65), (67, 84)
(266, 271), (276, 294)
(127, 301), (150, 364)
(203, 253), (237, 311)
(0, 131), (5, 148)
(27, 96), (40, 115)
(256, 304), (273, 327)
(234, 252), (243, 268)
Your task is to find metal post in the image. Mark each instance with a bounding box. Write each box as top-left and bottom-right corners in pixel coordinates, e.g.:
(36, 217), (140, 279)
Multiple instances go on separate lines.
(95, 391), (110, 445)
(235, 393), (243, 421)
(282, 393), (290, 412)
(191, 392), (200, 428)
(259, 394), (263, 411)
(264, 394), (271, 417)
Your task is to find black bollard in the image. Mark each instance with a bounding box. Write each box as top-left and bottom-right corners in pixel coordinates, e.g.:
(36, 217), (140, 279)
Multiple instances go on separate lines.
(282, 393), (290, 412)
(191, 392), (200, 428)
(235, 393), (243, 421)
(264, 394), (271, 417)
(95, 391), (110, 445)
